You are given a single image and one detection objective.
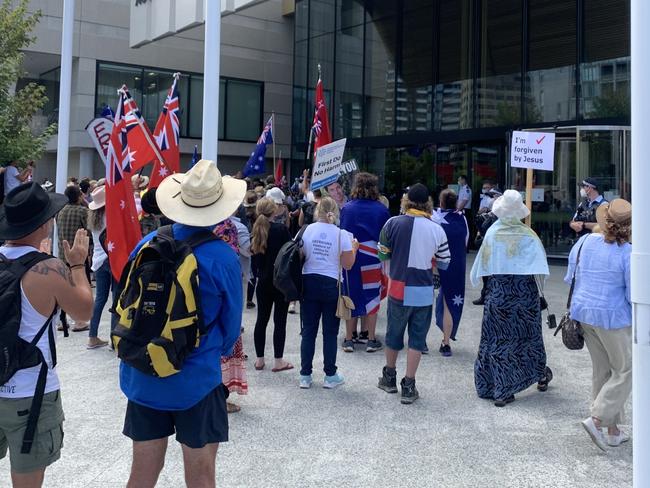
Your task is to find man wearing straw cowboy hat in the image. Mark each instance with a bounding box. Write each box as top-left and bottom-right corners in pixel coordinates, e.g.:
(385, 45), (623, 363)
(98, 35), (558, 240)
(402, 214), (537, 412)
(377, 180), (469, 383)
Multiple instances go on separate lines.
(119, 160), (246, 488)
(0, 182), (93, 487)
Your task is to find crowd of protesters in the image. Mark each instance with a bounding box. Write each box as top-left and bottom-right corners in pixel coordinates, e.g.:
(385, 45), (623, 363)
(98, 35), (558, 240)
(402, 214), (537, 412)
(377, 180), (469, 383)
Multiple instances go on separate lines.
(0, 159), (632, 487)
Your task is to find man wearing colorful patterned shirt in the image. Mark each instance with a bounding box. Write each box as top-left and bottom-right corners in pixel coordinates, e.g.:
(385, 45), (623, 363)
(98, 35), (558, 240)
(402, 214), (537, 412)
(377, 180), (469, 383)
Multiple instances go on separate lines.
(376, 183), (450, 405)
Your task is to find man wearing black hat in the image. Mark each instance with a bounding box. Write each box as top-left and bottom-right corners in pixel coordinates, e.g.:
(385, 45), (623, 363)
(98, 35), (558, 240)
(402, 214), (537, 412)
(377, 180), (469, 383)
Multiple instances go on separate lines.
(376, 183), (451, 404)
(569, 177), (607, 237)
(0, 182), (93, 487)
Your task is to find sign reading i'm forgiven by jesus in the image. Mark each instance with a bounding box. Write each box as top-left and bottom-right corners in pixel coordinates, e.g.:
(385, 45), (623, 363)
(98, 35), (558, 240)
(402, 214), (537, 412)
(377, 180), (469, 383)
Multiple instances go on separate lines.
(510, 130), (555, 172)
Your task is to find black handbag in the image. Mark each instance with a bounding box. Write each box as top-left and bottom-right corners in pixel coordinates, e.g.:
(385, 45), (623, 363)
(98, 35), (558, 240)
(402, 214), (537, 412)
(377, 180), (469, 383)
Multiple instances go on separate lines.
(553, 240), (586, 350)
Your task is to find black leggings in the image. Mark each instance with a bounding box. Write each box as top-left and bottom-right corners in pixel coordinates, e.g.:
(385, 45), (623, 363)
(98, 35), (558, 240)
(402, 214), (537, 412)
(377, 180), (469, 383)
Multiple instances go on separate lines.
(253, 282), (289, 359)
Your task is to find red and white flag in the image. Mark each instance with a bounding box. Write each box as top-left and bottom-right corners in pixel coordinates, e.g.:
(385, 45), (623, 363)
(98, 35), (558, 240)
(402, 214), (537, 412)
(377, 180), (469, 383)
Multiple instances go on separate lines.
(120, 86), (164, 173)
(150, 74), (181, 188)
(105, 89), (143, 281)
(311, 77), (331, 158)
(275, 155), (283, 186)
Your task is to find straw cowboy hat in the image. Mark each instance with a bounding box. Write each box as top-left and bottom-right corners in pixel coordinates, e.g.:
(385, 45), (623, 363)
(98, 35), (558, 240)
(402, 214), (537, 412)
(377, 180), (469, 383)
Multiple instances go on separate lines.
(0, 182), (67, 240)
(492, 189), (530, 220)
(88, 185), (106, 210)
(156, 159), (246, 227)
(596, 198), (631, 231)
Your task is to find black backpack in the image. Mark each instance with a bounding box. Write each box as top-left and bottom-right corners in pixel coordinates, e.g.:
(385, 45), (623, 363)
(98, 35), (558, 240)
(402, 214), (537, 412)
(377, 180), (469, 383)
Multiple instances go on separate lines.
(273, 226), (306, 301)
(111, 225), (217, 378)
(0, 251), (57, 454)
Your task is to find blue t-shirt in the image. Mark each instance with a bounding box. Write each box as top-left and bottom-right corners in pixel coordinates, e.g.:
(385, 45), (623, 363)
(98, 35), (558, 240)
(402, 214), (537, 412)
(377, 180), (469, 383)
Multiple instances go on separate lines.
(119, 224), (243, 410)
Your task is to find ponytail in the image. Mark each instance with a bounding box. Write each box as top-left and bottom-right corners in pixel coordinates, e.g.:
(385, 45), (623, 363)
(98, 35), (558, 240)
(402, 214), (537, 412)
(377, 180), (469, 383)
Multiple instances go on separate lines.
(251, 197), (277, 254)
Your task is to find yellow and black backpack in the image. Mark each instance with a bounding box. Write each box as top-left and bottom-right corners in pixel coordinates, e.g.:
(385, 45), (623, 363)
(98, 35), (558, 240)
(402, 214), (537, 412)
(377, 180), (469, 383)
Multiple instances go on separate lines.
(111, 225), (216, 378)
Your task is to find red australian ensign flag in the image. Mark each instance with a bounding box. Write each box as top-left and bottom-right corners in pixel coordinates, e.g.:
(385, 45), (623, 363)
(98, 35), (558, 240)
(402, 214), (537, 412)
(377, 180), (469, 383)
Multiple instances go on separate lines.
(120, 86), (163, 173)
(105, 89), (143, 281)
(311, 77), (331, 157)
(150, 74), (181, 188)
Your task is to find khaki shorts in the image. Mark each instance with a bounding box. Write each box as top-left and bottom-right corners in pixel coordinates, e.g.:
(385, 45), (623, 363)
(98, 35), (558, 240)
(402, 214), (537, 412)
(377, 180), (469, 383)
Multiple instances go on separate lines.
(0, 390), (65, 474)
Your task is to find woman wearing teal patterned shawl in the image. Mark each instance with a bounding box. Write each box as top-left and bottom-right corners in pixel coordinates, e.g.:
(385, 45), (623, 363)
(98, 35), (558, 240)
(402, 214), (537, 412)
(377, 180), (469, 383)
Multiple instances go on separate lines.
(470, 190), (552, 407)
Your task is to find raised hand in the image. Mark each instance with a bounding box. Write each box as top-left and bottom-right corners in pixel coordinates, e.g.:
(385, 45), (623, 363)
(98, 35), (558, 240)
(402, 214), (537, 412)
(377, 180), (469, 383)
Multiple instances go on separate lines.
(63, 228), (89, 267)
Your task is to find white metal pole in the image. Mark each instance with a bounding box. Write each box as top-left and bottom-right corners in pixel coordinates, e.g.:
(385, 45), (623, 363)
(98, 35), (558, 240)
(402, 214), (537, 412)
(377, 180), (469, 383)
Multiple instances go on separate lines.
(53, 0), (75, 257)
(631, 1), (650, 486)
(201, 0), (221, 164)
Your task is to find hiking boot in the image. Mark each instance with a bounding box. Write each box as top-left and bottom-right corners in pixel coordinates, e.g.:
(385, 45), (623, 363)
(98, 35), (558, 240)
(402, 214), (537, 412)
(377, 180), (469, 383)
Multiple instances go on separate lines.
(342, 339), (355, 352)
(355, 330), (369, 344)
(400, 377), (419, 404)
(366, 339), (383, 353)
(439, 343), (452, 357)
(378, 366), (398, 393)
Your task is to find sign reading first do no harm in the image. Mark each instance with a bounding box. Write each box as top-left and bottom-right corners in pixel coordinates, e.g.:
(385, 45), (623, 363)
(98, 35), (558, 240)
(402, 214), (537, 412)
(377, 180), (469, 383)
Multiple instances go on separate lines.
(510, 130), (555, 172)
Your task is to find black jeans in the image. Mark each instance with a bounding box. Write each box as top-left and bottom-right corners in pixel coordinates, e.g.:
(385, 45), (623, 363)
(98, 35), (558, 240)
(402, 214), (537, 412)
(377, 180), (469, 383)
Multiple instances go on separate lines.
(253, 281), (290, 359)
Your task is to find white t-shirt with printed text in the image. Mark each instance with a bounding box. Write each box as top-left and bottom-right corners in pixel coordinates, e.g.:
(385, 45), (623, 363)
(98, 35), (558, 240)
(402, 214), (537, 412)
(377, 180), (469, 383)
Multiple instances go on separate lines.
(302, 222), (353, 281)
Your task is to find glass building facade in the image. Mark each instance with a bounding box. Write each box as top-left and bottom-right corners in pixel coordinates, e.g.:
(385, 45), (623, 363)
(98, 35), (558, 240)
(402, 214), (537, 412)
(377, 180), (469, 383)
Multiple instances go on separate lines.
(291, 0), (630, 256)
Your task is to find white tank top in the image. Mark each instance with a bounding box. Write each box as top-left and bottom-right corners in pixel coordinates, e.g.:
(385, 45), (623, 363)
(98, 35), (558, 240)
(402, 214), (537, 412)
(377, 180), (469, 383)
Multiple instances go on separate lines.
(0, 246), (60, 399)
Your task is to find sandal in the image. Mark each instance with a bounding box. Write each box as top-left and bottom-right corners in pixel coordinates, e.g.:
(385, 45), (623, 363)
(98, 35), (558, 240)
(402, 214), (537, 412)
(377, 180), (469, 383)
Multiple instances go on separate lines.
(271, 362), (294, 373)
(254, 361), (265, 371)
(226, 402), (241, 414)
(72, 325), (89, 332)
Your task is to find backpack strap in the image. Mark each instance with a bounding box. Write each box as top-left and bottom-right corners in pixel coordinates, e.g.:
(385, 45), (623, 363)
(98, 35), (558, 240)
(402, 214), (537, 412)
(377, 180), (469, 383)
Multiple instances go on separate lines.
(20, 308), (57, 454)
(185, 230), (217, 249)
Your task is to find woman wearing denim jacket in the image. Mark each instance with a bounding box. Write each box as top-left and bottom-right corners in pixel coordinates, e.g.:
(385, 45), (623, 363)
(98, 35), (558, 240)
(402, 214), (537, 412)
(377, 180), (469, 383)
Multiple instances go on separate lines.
(566, 199), (632, 451)
(299, 197), (357, 389)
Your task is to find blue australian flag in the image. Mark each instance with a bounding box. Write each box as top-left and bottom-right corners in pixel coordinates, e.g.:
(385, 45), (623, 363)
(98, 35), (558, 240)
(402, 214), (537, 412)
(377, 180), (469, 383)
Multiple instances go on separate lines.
(242, 116), (273, 177)
(189, 145), (199, 169)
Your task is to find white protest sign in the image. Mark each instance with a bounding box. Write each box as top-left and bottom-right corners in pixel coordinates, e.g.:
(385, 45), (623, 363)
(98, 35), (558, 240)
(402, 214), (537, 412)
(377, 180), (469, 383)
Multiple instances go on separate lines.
(310, 138), (347, 191)
(510, 131), (555, 171)
(85, 117), (114, 164)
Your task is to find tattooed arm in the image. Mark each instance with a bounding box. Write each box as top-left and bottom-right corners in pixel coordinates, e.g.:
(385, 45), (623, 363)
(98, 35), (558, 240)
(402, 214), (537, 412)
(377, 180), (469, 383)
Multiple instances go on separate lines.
(22, 229), (94, 322)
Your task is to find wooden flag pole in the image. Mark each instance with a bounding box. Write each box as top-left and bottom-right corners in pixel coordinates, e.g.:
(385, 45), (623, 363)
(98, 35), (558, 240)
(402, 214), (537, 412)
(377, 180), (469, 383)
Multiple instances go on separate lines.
(525, 167), (533, 226)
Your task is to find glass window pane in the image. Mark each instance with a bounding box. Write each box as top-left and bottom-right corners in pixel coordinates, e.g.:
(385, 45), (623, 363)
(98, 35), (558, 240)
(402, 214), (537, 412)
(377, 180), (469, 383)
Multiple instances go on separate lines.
(396, 1), (433, 132)
(526, 0), (577, 123)
(40, 68), (60, 119)
(334, 22), (363, 139)
(176, 75), (189, 138)
(295, 0), (309, 42)
(477, 0), (522, 128)
(220, 79), (225, 140)
(293, 39), (309, 144)
(308, 32), (334, 131)
(188, 76), (203, 138)
(96, 63), (142, 117)
(310, 0), (335, 36)
(581, 0), (630, 119)
(364, 12), (397, 136)
(142, 70), (176, 131)
(434, 0), (473, 130)
(225, 80), (262, 141)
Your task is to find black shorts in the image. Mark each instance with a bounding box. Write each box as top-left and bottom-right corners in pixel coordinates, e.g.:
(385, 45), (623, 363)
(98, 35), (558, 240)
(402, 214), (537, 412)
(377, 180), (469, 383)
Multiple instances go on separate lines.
(123, 384), (229, 448)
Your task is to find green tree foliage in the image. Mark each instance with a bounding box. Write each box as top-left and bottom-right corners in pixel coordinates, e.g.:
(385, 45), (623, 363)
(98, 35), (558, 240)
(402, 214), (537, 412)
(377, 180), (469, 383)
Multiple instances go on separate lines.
(0, 0), (57, 164)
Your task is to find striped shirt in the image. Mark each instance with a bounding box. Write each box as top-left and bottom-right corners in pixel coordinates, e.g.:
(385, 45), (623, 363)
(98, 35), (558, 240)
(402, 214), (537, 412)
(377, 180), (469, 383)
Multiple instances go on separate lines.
(378, 212), (451, 306)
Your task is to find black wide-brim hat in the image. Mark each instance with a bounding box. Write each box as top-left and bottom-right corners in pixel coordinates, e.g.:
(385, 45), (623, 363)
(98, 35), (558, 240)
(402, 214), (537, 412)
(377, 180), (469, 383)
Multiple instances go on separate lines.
(0, 182), (67, 240)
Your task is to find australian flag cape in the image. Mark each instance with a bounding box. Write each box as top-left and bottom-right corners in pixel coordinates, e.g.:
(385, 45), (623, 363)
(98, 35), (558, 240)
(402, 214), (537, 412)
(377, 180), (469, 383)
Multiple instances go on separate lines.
(433, 209), (469, 340)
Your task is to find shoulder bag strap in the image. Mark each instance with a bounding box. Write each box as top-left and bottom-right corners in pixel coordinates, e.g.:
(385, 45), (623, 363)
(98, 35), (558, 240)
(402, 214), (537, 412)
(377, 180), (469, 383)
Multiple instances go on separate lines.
(567, 238), (587, 309)
(337, 229), (343, 298)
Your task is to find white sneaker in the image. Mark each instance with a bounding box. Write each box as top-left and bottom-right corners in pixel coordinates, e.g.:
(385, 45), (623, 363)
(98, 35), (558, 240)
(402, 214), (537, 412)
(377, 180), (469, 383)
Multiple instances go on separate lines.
(299, 375), (312, 389)
(581, 417), (608, 451)
(606, 431), (630, 447)
(288, 302), (296, 314)
(323, 373), (345, 389)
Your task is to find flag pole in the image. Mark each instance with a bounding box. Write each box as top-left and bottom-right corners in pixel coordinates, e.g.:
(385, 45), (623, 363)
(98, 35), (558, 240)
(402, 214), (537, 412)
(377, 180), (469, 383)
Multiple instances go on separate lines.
(272, 112), (277, 178)
(119, 85), (167, 169)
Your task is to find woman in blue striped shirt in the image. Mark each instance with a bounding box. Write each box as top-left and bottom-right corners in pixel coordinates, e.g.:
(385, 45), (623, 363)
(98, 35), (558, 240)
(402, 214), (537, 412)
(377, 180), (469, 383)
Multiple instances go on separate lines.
(566, 199), (632, 451)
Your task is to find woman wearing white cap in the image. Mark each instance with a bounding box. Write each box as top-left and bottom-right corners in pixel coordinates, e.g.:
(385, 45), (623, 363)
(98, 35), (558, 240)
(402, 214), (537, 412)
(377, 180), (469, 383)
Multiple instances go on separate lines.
(470, 190), (552, 407)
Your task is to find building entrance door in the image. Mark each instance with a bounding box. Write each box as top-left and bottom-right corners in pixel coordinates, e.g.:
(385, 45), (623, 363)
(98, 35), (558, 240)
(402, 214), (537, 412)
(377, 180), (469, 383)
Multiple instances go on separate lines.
(507, 126), (630, 257)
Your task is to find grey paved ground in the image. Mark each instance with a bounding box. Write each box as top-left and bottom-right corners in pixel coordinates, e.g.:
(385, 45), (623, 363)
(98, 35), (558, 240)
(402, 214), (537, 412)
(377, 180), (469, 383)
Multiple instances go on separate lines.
(0, 258), (632, 487)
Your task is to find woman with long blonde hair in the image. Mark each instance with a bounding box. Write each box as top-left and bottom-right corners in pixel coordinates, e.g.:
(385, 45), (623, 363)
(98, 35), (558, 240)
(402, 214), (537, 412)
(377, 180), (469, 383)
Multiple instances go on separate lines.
(251, 197), (293, 372)
(299, 197), (357, 389)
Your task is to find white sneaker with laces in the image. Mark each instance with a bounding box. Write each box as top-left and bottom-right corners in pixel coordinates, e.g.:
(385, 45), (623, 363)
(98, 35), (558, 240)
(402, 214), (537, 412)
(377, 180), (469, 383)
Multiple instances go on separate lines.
(606, 431), (630, 447)
(581, 417), (608, 451)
